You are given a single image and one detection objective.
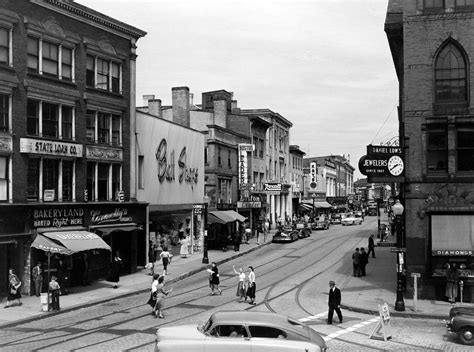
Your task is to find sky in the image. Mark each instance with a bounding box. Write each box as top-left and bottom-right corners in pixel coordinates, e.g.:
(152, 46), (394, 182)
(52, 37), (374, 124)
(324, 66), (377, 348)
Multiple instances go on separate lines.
(78, 0), (399, 180)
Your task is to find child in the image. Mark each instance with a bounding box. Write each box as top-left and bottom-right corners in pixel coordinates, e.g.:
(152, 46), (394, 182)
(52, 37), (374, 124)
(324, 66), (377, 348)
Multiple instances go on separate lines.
(49, 276), (61, 311)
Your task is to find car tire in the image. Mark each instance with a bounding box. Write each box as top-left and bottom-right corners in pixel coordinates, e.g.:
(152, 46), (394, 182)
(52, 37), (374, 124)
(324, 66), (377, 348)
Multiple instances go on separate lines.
(459, 327), (474, 345)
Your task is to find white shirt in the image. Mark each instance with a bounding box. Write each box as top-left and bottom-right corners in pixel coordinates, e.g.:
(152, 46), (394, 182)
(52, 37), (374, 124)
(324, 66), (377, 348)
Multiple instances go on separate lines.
(238, 272), (246, 282)
(248, 271), (255, 284)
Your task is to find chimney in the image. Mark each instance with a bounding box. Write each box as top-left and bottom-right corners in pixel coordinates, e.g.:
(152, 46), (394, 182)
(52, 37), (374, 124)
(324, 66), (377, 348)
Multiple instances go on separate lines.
(172, 87), (190, 127)
(142, 94), (155, 106)
(148, 99), (161, 118)
(213, 100), (227, 128)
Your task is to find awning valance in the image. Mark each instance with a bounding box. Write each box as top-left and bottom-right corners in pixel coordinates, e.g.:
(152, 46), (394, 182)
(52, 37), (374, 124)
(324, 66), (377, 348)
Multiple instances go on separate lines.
(32, 231), (111, 255)
(222, 210), (247, 222)
(208, 210), (236, 225)
(91, 223), (140, 236)
(314, 201), (333, 208)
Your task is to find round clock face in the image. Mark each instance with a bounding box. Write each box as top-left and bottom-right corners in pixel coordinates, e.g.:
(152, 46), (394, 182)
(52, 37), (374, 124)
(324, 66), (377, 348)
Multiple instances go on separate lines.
(388, 156), (404, 176)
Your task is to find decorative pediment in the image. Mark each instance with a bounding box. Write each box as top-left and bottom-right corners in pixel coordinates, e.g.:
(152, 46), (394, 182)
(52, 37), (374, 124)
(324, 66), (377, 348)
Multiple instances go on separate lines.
(42, 17), (65, 38)
(98, 40), (117, 55)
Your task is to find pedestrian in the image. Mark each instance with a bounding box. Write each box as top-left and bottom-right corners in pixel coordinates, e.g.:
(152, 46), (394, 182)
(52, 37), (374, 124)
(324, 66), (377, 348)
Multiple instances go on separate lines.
(207, 262), (222, 295)
(368, 235), (376, 258)
(4, 268), (22, 308)
(352, 248), (361, 277)
(233, 265), (247, 303)
(56, 259), (70, 295)
(246, 266), (256, 305)
(446, 263), (460, 304)
(359, 248), (368, 276)
(32, 262), (43, 297)
(109, 251), (123, 289)
(233, 229), (242, 252)
(244, 226), (251, 244)
(264, 218), (270, 242)
(327, 280), (343, 324)
(179, 235), (189, 258)
(147, 274), (173, 318)
(80, 252), (90, 286)
(48, 275), (61, 311)
(159, 246), (172, 276)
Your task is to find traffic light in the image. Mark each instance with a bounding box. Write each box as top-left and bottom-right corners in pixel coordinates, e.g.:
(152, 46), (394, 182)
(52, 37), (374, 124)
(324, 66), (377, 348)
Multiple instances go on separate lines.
(310, 162), (317, 189)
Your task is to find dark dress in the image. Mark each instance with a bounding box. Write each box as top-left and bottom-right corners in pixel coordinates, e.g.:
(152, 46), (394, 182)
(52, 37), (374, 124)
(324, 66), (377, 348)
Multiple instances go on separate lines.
(7, 274), (22, 301)
(109, 257), (122, 283)
(209, 267), (220, 285)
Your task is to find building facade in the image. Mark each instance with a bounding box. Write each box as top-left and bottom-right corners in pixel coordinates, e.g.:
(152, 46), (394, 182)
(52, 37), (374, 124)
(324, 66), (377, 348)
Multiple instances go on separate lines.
(386, 0), (474, 301)
(289, 145), (305, 218)
(0, 0), (146, 295)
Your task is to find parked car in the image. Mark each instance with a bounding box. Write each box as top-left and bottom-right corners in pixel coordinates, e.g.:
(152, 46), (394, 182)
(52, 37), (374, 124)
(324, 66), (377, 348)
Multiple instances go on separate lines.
(272, 225), (299, 243)
(330, 213), (342, 224)
(311, 215), (330, 230)
(446, 306), (474, 345)
(295, 222), (311, 238)
(367, 206), (378, 216)
(155, 311), (328, 352)
(341, 213), (363, 226)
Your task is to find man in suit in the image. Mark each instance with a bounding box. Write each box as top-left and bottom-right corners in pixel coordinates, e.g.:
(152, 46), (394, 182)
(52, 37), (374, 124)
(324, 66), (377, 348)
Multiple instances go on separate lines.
(368, 234), (376, 258)
(327, 280), (343, 324)
(352, 248), (361, 277)
(359, 248), (369, 276)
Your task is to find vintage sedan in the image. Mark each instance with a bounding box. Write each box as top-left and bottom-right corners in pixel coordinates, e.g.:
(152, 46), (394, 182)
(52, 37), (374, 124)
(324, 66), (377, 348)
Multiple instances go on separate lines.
(330, 213), (342, 224)
(295, 222), (311, 238)
(311, 215), (330, 230)
(272, 225), (299, 243)
(341, 213), (363, 226)
(446, 306), (474, 345)
(155, 311), (328, 352)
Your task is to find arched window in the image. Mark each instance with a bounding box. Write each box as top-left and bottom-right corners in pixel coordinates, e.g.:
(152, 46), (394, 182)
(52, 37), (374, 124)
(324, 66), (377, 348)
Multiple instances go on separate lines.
(434, 42), (468, 104)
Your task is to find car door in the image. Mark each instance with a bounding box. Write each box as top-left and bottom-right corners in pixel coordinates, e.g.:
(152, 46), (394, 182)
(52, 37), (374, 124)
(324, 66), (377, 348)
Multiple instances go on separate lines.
(205, 324), (251, 352)
(248, 325), (295, 352)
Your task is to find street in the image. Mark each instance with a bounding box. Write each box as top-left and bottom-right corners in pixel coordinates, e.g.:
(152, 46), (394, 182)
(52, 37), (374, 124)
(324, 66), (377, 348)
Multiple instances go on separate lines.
(0, 218), (470, 351)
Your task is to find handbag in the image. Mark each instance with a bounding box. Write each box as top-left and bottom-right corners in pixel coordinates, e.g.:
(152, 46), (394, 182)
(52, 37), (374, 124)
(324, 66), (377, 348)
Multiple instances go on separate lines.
(10, 287), (17, 294)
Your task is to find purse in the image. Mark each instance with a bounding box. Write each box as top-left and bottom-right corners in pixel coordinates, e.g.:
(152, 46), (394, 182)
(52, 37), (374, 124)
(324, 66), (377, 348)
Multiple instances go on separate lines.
(10, 287), (17, 294)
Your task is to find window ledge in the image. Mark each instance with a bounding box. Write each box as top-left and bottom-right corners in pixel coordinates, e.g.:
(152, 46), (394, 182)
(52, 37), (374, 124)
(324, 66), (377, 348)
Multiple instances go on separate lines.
(85, 87), (123, 99)
(26, 72), (77, 88)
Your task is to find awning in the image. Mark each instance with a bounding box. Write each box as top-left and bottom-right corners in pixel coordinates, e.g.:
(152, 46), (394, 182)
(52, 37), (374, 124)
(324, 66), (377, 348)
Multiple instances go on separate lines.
(314, 201), (333, 209)
(298, 203), (313, 211)
(222, 210), (247, 222)
(91, 223), (141, 236)
(208, 210), (236, 225)
(32, 231), (111, 255)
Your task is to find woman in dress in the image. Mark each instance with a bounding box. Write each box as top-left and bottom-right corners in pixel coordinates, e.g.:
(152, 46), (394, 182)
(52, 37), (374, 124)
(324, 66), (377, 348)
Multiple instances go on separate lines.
(179, 235), (189, 258)
(148, 274), (172, 318)
(159, 246), (172, 276)
(109, 251), (123, 289)
(4, 268), (22, 308)
(232, 265), (247, 302)
(208, 262), (222, 295)
(246, 266), (256, 305)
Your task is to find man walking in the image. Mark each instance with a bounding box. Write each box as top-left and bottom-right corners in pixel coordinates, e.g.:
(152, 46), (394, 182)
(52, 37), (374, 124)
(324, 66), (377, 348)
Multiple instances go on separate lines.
(327, 280), (343, 324)
(368, 235), (376, 258)
(32, 262), (43, 297)
(359, 247), (369, 276)
(352, 248), (361, 277)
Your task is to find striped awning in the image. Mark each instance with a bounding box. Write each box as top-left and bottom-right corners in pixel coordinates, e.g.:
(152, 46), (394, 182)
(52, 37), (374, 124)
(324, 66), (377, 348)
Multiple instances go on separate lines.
(31, 231), (111, 255)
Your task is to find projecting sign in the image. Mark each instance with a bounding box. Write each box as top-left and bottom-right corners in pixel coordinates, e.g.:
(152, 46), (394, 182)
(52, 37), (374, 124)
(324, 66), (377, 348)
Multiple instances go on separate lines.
(264, 183), (282, 195)
(359, 144), (405, 181)
(238, 143), (253, 188)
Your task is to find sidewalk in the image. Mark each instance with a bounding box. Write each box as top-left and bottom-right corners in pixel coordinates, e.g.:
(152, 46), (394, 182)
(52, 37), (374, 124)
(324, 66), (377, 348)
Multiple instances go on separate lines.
(1, 227), (471, 328)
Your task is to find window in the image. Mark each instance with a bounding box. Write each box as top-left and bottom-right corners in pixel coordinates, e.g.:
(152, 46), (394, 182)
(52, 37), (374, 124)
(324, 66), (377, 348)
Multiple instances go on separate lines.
(97, 58), (109, 90)
(87, 110), (121, 145)
(42, 41), (58, 77)
(218, 146), (222, 166)
(253, 136), (258, 157)
(43, 159), (59, 201)
(27, 37), (39, 73)
(27, 100), (39, 135)
(98, 112), (110, 144)
(111, 62), (120, 93)
(86, 110), (96, 142)
(0, 27), (9, 65)
(210, 325), (247, 337)
(87, 54), (122, 94)
(456, 0), (474, 7)
(417, 0), (445, 9)
(86, 162), (95, 201)
(112, 115), (121, 146)
(259, 138), (264, 158)
(435, 42), (467, 104)
(248, 326), (287, 339)
(112, 164), (121, 199)
(138, 155), (144, 189)
(86, 55), (95, 87)
(0, 156), (8, 201)
(62, 106), (73, 140)
(62, 160), (73, 201)
(204, 146), (208, 165)
(42, 102), (58, 137)
(0, 93), (9, 132)
(457, 127), (474, 171)
(62, 47), (72, 81)
(27, 158), (40, 200)
(97, 163), (109, 201)
(227, 149), (231, 168)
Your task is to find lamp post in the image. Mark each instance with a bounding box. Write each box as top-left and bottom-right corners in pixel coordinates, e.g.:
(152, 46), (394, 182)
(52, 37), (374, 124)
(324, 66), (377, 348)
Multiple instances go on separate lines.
(202, 196), (210, 264)
(392, 199), (405, 311)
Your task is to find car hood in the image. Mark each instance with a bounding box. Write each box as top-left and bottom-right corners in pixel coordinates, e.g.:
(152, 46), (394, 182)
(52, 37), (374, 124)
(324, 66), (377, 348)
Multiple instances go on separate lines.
(450, 306), (474, 317)
(157, 325), (204, 341)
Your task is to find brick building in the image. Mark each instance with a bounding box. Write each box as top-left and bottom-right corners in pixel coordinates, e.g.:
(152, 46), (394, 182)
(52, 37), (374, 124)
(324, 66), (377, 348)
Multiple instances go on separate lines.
(0, 0), (146, 296)
(386, 0), (474, 302)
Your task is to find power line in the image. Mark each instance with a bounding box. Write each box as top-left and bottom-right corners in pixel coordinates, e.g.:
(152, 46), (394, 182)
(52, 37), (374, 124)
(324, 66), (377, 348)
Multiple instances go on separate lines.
(370, 104), (397, 145)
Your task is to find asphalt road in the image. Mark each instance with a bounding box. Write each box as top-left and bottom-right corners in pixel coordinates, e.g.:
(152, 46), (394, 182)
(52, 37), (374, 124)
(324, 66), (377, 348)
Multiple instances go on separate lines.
(0, 218), (471, 351)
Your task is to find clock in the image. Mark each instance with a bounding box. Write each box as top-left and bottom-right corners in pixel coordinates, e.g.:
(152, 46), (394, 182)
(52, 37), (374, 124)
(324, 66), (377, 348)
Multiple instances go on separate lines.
(387, 155), (404, 176)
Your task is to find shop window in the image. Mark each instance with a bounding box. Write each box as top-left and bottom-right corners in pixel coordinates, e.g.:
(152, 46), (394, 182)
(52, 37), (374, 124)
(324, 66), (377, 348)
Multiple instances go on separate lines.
(138, 155), (144, 189)
(27, 99), (39, 135)
(86, 162), (96, 201)
(112, 164), (121, 199)
(62, 106), (73, 140)
(42, 102), (58, 138)
(43, 159), (59, 201)
(98, 112), (110, 144)
(435, 42), (467, 104)
(97, 163), (109, 201)
(27, 158), (40, 201)
(457, 127), (474, 171)
(427, 125), (448, 172)
(0, 156), (8, 201)
(0, 27), (9, 65)
(62, 160), (73, 201)
(0, 93), (9, 132)
(86, 110), (96, 142)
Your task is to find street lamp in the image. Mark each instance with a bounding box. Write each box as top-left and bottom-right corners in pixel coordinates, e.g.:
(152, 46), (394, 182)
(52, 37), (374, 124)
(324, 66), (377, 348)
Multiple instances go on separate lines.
(392, 199), (405, 311)
(202, 195), (211, 264)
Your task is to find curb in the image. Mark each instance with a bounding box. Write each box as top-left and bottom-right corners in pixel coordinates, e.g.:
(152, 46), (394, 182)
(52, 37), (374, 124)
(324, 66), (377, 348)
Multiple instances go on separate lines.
(341, 304), (447, 320)
(0, 241), (272, 329)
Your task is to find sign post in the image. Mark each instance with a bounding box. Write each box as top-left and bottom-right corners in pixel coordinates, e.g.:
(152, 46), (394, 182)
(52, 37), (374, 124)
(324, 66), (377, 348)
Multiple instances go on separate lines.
(370, 302), (392, 341)
(411, 272), (420, 312)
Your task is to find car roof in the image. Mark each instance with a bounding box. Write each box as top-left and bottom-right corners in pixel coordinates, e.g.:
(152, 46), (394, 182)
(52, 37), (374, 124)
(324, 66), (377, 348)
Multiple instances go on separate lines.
(210, 311), (303, 330)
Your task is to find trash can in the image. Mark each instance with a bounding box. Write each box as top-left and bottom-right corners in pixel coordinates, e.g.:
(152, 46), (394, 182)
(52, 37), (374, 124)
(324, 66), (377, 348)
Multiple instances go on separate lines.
(40, 292), (49, 312)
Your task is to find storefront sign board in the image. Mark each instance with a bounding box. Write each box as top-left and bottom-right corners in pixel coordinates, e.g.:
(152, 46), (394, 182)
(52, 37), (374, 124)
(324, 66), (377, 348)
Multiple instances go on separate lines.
(20, 138), (83, 157)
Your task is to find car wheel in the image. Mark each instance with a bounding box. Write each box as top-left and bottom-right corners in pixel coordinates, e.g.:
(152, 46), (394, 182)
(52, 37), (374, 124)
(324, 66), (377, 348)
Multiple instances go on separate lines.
(459, 327), (474, 345)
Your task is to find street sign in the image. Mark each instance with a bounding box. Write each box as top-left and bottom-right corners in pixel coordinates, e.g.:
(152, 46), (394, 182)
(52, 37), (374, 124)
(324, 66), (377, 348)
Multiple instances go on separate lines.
(370, 302), (392, 341)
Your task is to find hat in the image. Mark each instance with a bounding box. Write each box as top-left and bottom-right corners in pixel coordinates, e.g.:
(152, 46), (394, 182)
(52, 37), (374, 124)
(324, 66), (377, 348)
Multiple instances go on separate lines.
(329, 280), (335, 285)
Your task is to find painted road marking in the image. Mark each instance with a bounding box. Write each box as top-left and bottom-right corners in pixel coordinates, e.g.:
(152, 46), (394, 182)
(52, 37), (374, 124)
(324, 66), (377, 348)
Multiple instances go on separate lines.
(298, 314), (379, 342)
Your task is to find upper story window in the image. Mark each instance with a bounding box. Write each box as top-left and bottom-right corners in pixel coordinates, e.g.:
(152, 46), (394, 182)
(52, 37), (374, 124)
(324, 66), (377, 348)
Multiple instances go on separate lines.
(0, 26), (10, 65)
(27, 99), (75, 139)
(27, 36), (74, 81)
(456, 0), (474, 8)
(420, 0), (445, 9)
(0, 93), (10, 132)
(86, 54), (122, 94)
(218, 146), (222, 166)
(86, 109), (122, 146)
(435, 42), (468, 104)
(457, 126), (474, 171)
(427, 125), (448, 172)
